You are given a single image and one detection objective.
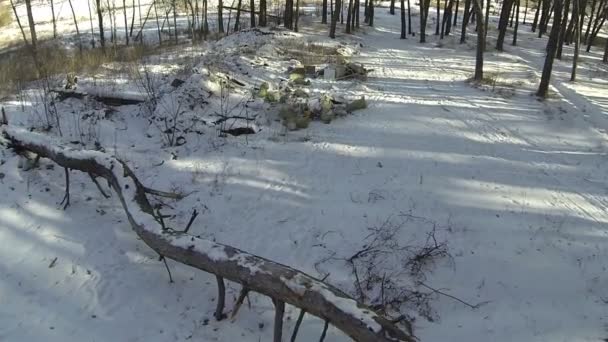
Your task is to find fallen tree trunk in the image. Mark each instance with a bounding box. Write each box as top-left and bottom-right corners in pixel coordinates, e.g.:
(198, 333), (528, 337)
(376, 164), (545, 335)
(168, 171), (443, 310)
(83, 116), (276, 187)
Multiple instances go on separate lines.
(53, 88), (145, 106)
(1, 125), (415, 342)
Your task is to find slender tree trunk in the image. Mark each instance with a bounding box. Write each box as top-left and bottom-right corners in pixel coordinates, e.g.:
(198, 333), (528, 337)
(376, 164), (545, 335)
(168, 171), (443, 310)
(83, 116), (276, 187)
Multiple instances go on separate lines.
(88, 0), (97, 47)
(473, 0), (485, 80)
(295, 0), (300, 31)
(218, 0), (225, 32)
(483, 0), (490, 40)
(285, 0), (293, 29)
(454, 0), (460, 25)
(10, 0), (31, 47)
(154, 0), (162, 44)
(96, 0), (106, 50)
(460, 0), (471, 42)
(234, 0), (242, 31)
(390, 0), (396, 14)
(369, 0), (374, 25)
(68, 0), (83, 51)
(50, 0), (57, 39)
(24, 0), (37, 50)
(123, 0), (130, 45)
(523, 0), (528, 23)
(354, 0), (361, 28)
(496, 0), (515, 50)
(364, 0), (368, 23)
(512, 0), (520, 44)
(584, 0), (597, 42)
(130, 0), (136, 36)
(346, 0), (353, 32)
(604, 31), (608, 62)
(420, 0), (431, 42)
(401, 0), (407, 37)
(173, 0), (178, 42)
(538, 0), (551, 36)
(259, 0), (266, 25)
(329, 0), (341, 37)
(537, 0), (563, 98)
(323, 0), (328, 23)
(407, 0), (412, 32)
(571, 0), (580, 79)
(250, 0), (256, 27)
(532, 0), (542, 31)
(435, 0), (440, 34)
(556, 0), (571, 58)
(586, 14), (606, 51)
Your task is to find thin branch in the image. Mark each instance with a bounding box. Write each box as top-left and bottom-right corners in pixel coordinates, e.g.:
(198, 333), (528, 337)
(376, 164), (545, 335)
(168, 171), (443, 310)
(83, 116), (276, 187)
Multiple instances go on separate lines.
(419, 282), (489, 309)
(160, 256), (174, 283)
(231, 286), (250, 318)
(144, 186), (192, 199)
(60, 168), (70, 210)
(215, 275), (226, 320)
(183, 209), (199, 233)
(273, 299), (285, 342)
(290, 309), (306, 342)
(89, 173), (110, 198)
(319, 320), (329, 342)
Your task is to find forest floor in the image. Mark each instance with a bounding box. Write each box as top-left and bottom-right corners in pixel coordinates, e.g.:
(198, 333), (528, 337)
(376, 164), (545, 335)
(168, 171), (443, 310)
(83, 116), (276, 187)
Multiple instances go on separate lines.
(1, 3), (608, 342)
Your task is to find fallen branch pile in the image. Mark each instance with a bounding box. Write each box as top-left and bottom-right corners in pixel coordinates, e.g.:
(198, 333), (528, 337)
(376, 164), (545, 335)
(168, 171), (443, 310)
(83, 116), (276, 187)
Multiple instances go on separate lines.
(1, 123), (415, 342)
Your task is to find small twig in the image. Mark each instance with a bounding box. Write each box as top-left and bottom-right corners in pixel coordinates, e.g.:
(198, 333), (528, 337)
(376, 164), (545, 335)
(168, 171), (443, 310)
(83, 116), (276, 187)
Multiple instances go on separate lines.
(215, 275), (226, 321)
(273, 299), (285, 342)
(419, 282), (488, 309)
(319, 320), (329, 342)
(183, 209), (199, 233)
(156, 208), (167, 230)
(89, 173), (110, 198)
(60, 167), (70, 210)
(144, 187), (191, 200)
(48, 257), (58, 268)
(231, 286), (250, 318)
(290, 309), (306, 342)
(160, 255), (174, 283)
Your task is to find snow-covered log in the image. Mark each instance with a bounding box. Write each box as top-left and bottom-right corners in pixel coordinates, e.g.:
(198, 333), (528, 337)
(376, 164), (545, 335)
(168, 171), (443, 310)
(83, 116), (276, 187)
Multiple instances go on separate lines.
(1, 125), (415, 342)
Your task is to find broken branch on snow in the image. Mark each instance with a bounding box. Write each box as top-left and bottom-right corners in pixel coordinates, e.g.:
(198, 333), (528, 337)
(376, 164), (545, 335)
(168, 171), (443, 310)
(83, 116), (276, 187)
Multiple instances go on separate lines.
(1, 125), (415, 342)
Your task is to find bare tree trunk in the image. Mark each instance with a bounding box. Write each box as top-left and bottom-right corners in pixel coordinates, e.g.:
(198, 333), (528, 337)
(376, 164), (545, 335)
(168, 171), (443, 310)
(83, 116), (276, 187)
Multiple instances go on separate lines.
(523, 0), (528, 23)
(556, 0), (571, 58)
(173, 0), (178, 42)
(420, 0), (431, 42)
(537, 0), (563, 98)
(400, 0), (407, 37)
(154, 0), (162, 44)
(483, 0), (490, 40)
(10, 0), (31, 47)
(259, 0), (266, 25)
(295, 0), (300, 30)
(234, 0), (242, 30)
(250, 0), (256, 27)
(571, 0), (580, 79)
(368, 0), (374, 25)
(330, 0), (341, 37)
(96, 0), (106, 50)
(512, 0), (520, 45)
(218, 0), (225, 32)
(460, 0), (471, 42)
(532, 0), (541, 31)
(123, 0), (130, 45)
(346, 0), (353, 32)
(407, 0), (412, 32)
(473, 0), (485, 80)
(24, 0), (37, 50)
(323, 0), (328, 22)
(68, 0), (83, 51)
(454, 0), (460, 25)
(50, 0), (57, 39)
(285, 0), (293, 28)
(435, 0), (440, 34)
(88, 0), (97, 47)
(496, 0), (515, 50)
(390, 0), (396, 14)
(584, 0), (597, 42)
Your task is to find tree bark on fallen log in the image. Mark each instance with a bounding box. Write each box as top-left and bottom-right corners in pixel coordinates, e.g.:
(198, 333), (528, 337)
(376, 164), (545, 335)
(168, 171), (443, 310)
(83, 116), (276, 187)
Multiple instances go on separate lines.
(53, 88), (145, 106)
(1, 125), (415, 342)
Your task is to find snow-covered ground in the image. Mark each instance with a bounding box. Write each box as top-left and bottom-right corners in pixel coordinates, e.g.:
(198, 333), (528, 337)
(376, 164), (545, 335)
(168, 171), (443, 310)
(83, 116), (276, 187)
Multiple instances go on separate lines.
(1, 3), (608, 342)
